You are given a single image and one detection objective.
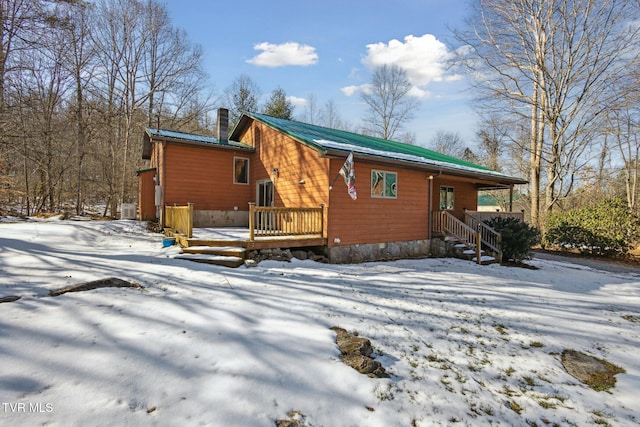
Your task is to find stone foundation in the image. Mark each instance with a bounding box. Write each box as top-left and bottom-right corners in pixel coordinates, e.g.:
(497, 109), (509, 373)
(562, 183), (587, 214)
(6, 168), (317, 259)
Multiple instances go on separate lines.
(193, 210), (249, 228)
(429, 237), (448, 257)
(327, 239), (431, 264)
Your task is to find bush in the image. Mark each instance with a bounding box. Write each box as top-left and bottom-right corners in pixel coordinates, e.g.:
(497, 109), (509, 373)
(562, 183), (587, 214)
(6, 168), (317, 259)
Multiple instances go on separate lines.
(485, 217), (541, 263)
(544, 198), (640, 257)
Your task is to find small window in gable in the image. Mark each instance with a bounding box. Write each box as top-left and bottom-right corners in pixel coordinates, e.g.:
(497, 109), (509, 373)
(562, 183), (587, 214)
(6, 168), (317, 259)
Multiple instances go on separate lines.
(371, 170), (397, 198)
(234, 157), (249, 184)
(439, 186), (454, 210)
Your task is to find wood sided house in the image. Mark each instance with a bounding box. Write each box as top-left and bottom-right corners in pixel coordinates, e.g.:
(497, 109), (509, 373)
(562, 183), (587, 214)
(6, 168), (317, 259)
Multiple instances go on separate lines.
(138, 108), (527, 264)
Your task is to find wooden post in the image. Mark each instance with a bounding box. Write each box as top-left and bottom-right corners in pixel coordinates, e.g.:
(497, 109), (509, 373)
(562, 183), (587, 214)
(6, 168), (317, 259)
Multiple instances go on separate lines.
(248, 202), (255, 241)
(476, 227), (482, 265)
(187, 202), (193, 238)
(319, 204), (325, 238)
(509, 184), (514, 212)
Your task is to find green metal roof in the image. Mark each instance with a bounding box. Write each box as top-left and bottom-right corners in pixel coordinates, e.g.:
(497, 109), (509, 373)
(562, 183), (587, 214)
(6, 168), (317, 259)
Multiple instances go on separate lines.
(478, 193), (523, 206)
(243, 112), (527, 185)
(146, 128), (253, 150)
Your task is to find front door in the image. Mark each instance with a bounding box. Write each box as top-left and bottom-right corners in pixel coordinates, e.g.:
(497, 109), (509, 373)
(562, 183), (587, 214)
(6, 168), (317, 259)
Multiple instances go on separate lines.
(256, 180), (274, 230)
(257, 180), (274, 207)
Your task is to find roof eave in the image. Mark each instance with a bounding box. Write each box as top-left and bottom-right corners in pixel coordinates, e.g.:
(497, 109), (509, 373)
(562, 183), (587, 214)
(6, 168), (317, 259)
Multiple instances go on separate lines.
(145, 131), (254, 152)
(323, 148), (527, 187)
(229, 114), (253, 141)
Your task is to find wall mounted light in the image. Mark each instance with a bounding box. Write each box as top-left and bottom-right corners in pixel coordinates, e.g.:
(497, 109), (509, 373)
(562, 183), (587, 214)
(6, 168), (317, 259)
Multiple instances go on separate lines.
(299, 179), (306, 184)
(271, 168), (279, 177)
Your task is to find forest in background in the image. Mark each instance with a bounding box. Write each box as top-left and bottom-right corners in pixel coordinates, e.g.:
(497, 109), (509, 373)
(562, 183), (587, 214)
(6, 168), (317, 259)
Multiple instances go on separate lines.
(1, 0), (639, 232)
(1, 0), (213, 217)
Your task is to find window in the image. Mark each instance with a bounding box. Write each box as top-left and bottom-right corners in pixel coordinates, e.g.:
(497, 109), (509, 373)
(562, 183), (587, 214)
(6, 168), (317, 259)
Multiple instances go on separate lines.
(440, 186), (454, 210)
(234, 157), (249, 184)
(371, 170), (397, 198)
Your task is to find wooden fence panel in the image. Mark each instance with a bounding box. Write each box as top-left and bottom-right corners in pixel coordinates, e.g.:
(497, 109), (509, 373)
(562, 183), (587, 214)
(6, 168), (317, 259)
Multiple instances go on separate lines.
(165, 203), (193, 238)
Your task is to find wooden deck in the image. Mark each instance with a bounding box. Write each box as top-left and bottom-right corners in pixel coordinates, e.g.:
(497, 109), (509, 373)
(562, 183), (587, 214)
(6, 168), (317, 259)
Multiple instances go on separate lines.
(166, 227), (327, 250)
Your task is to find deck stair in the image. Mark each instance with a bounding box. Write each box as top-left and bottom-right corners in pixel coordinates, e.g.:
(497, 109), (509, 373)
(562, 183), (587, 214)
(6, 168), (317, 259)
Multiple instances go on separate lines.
(174, 245), (246, 268)
(434, 211), (501, 265)
(448, 238), (497, 265)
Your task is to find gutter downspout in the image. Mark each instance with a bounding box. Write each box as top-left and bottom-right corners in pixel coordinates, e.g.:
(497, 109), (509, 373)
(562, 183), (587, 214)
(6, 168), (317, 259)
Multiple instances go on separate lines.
(160, 141), (166, 227)
(428, 175), (433, 240)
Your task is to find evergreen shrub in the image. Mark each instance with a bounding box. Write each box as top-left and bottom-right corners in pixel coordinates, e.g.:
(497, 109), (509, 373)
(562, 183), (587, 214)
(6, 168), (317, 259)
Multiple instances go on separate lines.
(544, 198), (640, 257)
(485, 217), (540, 263)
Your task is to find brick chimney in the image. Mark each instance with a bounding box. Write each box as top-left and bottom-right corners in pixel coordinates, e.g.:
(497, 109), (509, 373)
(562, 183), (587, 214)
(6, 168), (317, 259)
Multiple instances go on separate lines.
(217, 108), (229, 143)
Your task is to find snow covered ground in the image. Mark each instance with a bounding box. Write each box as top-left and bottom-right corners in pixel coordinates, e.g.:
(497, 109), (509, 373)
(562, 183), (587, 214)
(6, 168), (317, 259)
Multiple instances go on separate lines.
(1, 218), (638, 427)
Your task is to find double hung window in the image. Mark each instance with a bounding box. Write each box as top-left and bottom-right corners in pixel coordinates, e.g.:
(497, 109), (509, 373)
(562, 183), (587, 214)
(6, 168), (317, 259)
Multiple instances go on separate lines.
(234, 157), (249, 184)
(439, 186), (454, 210)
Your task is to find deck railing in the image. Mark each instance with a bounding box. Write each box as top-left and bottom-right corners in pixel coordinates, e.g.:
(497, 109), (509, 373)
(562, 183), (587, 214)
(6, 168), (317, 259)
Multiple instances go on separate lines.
(165, 203), (193, 238)
(433, 210), (477, 247)
(249, 203), (324, 241)
(464, 211), (503, 262)
(433, 210), (508, 263)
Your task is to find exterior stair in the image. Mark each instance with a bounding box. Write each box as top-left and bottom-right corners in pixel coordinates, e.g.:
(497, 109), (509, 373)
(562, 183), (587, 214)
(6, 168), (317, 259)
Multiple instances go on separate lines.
(445, 237), (497, 265)
(453, 243), (497, 265)
(175, 245), (246, 268)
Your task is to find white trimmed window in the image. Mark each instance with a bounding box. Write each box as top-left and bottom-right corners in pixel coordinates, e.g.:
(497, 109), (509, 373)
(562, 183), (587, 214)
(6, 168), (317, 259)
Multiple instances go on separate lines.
(371, 170), (397, 198)
(439, 186), (454, 210)
(233, 157), (249, 184)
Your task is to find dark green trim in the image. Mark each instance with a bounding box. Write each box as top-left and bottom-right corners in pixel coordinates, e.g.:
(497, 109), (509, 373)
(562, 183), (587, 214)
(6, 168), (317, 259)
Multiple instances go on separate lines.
(135, 167), (156, 175)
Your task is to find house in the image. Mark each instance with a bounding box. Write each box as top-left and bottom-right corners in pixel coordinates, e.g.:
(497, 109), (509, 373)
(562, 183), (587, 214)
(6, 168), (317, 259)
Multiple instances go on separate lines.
(477, 191), (526, 214)
(139, 108), (527, 263)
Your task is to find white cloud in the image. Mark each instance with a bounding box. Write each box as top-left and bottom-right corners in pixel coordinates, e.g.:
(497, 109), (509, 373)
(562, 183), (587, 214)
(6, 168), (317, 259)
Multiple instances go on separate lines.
(247, 42), (319, 67)
(340, 85), (364, 97)
(344, 82), (429, 99)
(287, 96), (308, 108)
(361, 34), (460, 98)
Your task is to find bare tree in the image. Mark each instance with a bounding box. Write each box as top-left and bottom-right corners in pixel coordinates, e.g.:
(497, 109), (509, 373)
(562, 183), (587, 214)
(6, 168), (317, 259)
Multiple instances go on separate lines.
(300, 93), (319, 124)
(1, 0), (214, 215)
(361, 64), (419, 140)
(319, 99), (350, 131)
(224, 74), (261, 127)
(400, 131), (416, 145)
(429, 131), (466, 158)
(54, 0), (96, 215)
(475, 114), (509, 171)
(18, 25), (73, 212)
(457, 0), (640, 228)
(1, 0), (44, 211)
(142, 0), (205, 128)
(0, 0), (42, 129)
(608, 106), (640, 210)
(92, 0), (207, 215)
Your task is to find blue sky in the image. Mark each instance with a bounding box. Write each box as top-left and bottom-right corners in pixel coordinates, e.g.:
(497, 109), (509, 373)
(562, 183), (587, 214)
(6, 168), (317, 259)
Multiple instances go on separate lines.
(162, 0), (476, 145)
